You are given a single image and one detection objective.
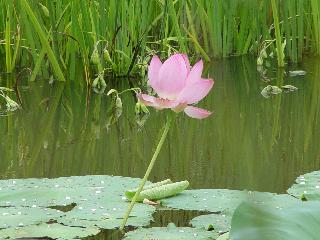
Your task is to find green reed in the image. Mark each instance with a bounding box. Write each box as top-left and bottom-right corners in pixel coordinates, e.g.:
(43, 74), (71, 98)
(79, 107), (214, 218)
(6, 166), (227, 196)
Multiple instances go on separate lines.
(0, 0), (319, 83)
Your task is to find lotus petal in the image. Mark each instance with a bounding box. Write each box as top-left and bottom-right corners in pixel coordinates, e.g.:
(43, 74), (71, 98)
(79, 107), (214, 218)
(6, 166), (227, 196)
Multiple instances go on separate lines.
(137, 94), (177, 110)
(184, 106), (212, 119)
(187, 60), (203, 84)
(157, 54), (188, 99)
(177, 79), (214, 104)
(148, 56), (162, 92)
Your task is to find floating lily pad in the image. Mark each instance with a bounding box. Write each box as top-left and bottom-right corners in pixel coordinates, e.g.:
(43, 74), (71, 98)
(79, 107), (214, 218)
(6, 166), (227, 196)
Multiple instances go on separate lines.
(217, 232), (229, 240)
(123, 223), (217, 240)
(0, 175), (156, 238)
(0, 206), (63, 229)
(0, 223), (100, 239)
(161, 189), (298, 214)
(0, 187), (83, 207)
(287, 170), (320, 200)
(230, 201), (320, 240)
(58, 195), (155, 229)
(190, 213), (232, 233)
(161, 189), (244, 213)
(0, 175), (151, 207)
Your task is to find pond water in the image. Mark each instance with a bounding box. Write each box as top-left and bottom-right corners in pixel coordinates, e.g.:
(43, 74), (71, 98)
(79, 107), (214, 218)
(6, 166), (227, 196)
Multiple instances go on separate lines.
(1, 56), (320, 194)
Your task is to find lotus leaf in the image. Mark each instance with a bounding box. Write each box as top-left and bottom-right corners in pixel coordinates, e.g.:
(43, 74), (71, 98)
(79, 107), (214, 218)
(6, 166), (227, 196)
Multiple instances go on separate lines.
(230, 201), (320, 240)
(124, 223), (217, 240)
(287, 170), (320, 200)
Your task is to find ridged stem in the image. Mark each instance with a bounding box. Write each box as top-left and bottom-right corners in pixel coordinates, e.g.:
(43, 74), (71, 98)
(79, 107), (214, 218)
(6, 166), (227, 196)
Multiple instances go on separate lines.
(120, 116), (173, 230)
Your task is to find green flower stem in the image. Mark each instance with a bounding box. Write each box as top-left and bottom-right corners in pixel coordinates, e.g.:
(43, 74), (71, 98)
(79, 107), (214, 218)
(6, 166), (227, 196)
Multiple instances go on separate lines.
(120, 115), (173, 230)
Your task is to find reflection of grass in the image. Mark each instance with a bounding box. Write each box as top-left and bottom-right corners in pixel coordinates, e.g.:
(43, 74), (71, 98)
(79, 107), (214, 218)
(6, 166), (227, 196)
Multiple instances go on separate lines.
(1, 0), (320, 82)
(304, 58), (320, 153)
(1, 57), (320, 195)
(271, 0), (285, 67)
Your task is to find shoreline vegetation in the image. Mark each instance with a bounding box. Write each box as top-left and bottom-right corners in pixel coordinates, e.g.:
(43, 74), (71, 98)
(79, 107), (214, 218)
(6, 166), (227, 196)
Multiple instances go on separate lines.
(0, 0), (319, 84)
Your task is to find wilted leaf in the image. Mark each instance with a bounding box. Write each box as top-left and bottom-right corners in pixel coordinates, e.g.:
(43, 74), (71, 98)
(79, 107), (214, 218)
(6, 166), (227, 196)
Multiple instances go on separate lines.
(107, 89), (118, 96)
(289, 70), (306, 76)
(115, 96), (123, 118)
(261, 85), (282, 98)
(281, 85), (298, 92)
(126, 180), (189, 202)
(92, 75), (106, 94)
(128, 179), (172, 193)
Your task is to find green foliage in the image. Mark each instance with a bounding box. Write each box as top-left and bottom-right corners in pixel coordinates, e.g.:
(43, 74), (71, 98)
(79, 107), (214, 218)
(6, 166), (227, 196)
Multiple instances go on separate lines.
(261, 85), (283, 98)
(0, 223), (100, 239)
(19, 0), (65, 82)
(124, 223), (217, 240)
(288, 70), (306, 76)
(287, 170), (320, 200)
(230, 169), (320, 240)
(0, 87), (19, 114)
(0, 207), (63, 228)
(161, 189), (299, 213)
(190, 213), (232, 234)
(125, 180), (189, 202)
(230, 201), (320, 240)
(0, 0), (319, 82)
(0, 175), (156, 238)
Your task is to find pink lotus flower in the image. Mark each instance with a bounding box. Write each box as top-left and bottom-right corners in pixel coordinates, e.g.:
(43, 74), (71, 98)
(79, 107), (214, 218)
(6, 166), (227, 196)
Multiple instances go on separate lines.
(138, 54), (214, 119)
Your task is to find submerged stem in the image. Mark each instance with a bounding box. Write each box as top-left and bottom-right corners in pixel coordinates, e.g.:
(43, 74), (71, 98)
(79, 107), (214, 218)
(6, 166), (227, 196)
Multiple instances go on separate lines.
(120, 115), (173, 230)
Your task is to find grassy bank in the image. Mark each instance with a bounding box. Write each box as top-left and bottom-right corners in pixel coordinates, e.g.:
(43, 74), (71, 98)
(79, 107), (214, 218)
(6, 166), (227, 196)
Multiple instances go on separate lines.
(0, 0), (319, 84)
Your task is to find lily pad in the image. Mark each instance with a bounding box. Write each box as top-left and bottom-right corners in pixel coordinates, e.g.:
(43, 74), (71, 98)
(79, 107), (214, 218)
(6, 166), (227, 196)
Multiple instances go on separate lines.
(161, 189), (298, 214)
(0, 206), (63, 229)
(123, 223), (217, 240)
(58, 195), (155, 229)
(217, 232), (229, 240)
(0, 175), (151, 207)
(190, 213), (232, 233)
(0, 175), (156, 238)
(161, 189), (244, 213)
(0, 223), (100, 239)
(230, 201), (320, 240)
(287, 170), (320, 200)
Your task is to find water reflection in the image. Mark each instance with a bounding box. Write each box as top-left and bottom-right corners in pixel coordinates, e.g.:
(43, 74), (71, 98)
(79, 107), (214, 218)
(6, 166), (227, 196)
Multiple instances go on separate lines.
(1, 57), (320, 193)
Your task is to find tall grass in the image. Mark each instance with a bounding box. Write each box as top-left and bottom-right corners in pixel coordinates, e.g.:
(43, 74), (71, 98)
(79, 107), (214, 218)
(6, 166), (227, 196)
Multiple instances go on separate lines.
(271, 0), (285, 67)
(0, 0), (319, 83)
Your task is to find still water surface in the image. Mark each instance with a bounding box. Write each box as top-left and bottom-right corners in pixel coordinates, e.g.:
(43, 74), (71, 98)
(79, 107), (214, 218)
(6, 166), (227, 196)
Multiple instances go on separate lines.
(1, 57), (320, 194)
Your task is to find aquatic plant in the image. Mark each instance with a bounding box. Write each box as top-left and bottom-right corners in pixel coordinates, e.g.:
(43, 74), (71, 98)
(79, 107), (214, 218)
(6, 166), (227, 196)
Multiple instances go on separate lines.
(120, 53), (213, 229)
(138, 54), (214, 119)
(0, 87), (19, 114)
(1, 169), (320, 238)
(1, 0), (320, 82)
